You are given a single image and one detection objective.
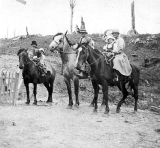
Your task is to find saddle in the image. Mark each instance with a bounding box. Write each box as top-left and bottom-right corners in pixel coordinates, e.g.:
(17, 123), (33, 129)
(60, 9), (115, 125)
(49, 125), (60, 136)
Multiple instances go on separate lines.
(102, 51), (115, 67)
(102, 51), (132, 76)
(33, 59), (47, 76)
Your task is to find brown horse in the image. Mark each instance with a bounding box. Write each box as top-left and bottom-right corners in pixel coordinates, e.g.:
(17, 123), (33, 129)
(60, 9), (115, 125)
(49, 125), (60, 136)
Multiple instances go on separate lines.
(49, 31), (88, 108)
(75, 43), (140, 114)
(17, 48), (56, 105)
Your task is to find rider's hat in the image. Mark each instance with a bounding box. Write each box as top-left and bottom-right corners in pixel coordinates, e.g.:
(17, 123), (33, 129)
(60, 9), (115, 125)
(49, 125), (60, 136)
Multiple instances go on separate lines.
(31, 41), (37, 46)
(77, 17), (88, 34)
(111, 29), (120, 34)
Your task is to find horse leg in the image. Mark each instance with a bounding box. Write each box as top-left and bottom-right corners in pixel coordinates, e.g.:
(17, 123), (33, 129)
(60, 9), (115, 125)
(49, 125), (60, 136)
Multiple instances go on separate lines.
(73, 77), (79, 107)
(92, 79), (99, 113)
(132, 85), (139, 112)
(116, 83), (129, 113)
(44, 82), (52, 103)
(102, 82), (110, 114)
(90, 80), (99, 107)
(64, 77), (73, 108)
(33, 83), (37, 105)
(25, 82), (30, 104)
(48, 79), (54, 103)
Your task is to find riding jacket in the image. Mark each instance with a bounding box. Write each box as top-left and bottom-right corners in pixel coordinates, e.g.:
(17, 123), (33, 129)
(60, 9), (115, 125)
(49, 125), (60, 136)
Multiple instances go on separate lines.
(79, 36), (94, 49)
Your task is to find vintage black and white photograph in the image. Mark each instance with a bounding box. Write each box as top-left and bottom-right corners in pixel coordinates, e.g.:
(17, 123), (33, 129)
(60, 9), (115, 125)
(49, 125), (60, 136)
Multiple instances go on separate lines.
(0, 0), (160, 148)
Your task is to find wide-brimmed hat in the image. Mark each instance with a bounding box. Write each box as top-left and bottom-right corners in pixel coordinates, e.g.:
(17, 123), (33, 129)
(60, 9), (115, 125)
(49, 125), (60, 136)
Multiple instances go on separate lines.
(111, 29), (120, 34)
(78, 17), (88, 34)
(31, 41), (37, 46)
(77, 29), (88, 34)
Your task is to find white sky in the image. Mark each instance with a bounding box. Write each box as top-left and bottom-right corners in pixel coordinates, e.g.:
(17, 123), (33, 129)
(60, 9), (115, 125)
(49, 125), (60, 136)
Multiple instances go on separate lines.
(0, 0), (160, 38)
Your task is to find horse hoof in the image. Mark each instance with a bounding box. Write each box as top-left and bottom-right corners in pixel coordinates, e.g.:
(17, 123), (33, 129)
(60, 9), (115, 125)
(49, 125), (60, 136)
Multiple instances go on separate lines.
(93, 109), (98, 114)
(25, 102), (30, 105)
(89, 103), (94, 107)
(66, 105), (72, 109)
(74, 104), (79, 108)
(104, 111), (109, 114)
(134, 108), (138, 112)
(116, 109), (121, 113)
(133, 110), (137, 114)
(33, 102), (37, 105)
(101, 104), (105, 108)
(46, 101), (52, 103)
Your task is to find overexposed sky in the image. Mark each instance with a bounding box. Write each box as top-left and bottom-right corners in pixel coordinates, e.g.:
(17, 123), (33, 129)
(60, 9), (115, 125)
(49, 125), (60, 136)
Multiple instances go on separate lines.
(0, 0), (160, 38)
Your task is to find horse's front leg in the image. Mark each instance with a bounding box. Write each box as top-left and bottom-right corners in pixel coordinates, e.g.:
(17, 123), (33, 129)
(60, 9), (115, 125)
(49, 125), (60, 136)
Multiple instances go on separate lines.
(33, 83), (37, 105)
(73, 76), (79, 107)
(64, 77), (73, 108)
(24, 82), (30, 104)
(91, 79), (99, 113)
(102, 82), (109, 114)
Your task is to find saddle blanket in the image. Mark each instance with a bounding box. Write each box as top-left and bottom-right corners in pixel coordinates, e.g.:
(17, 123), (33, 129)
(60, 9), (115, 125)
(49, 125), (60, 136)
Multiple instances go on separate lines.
(113, 52), (132, 76)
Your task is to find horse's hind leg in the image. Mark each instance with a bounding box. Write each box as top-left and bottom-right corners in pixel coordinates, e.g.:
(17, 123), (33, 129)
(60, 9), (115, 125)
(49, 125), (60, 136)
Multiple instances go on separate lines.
(116, 83), (129, 113)
(64, 77), (73, 108)
(25, 82), (30, 104)
(73, 77), (79, 107)
(132, 85), (138, 112)
(44, 82), (52, 103)
(33, 83), (37, 105)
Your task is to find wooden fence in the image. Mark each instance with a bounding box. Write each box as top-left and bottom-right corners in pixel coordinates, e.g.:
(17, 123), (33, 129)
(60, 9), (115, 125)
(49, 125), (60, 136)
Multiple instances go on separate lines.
(0, 69), (23, 106)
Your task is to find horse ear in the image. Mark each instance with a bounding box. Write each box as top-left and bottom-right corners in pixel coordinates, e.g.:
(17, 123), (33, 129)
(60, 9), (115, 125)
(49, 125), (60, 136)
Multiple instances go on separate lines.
(24, 48), (28, 52)
(64, 30), (68, 36)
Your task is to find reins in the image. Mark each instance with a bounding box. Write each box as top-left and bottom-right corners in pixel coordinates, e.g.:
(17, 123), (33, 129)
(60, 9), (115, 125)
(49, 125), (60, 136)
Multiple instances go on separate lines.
(81, 45), (104, 66)
(54, 34), (77, 54)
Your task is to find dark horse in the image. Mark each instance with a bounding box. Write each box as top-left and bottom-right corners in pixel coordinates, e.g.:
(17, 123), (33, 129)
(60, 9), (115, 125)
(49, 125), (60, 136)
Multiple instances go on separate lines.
(75, 43), (140, 114)
(49, 31), (88, 108)
(17, 48), (56, 105)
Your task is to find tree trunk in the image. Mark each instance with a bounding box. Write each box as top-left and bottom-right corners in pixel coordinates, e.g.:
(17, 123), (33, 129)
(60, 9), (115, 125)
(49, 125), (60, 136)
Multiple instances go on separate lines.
(70, 9), (73, 33)
(26, 27), (29, 36)
(131, 1), (135, 31)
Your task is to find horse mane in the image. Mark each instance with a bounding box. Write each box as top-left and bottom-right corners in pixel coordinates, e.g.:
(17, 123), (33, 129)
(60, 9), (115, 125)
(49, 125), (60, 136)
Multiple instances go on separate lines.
(78, 43), (102, 56)
(17, 48), (28, 55)
(53, 32), (63, 39)
(64, 34), (73, 46)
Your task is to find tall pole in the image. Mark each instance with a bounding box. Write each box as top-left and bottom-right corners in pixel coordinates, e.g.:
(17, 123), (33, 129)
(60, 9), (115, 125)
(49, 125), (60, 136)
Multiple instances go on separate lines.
(131, 0), (135, 31)
(70, 0), (76, 33)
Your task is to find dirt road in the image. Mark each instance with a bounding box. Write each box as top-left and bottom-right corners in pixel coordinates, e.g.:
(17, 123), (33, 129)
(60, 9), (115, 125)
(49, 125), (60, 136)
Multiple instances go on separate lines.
(0, 93), (160, 148)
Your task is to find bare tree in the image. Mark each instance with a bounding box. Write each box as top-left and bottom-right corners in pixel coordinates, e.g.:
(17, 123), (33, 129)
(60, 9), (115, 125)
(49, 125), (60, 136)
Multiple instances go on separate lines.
(131, 0), (138, 34)
(26, 26), (29, 36)
(70, 0), (76, 33)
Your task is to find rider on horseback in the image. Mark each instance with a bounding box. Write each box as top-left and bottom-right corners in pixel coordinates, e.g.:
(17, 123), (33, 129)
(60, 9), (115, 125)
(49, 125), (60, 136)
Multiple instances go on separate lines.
(27, 41), (47, 76)
(103, 29), (131, 82)
(72, 17), (94, 78)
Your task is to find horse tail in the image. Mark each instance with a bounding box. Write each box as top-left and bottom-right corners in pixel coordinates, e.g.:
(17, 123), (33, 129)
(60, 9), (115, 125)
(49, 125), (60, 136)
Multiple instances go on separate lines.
(127, 64), (140, 92)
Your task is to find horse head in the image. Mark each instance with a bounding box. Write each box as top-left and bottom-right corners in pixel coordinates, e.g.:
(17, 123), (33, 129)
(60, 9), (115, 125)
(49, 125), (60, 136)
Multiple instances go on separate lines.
(75, 43), (89, 70)
(49, 32), (64, 52)
(17, 48), (29, 69)
(49, 31), (74, 53)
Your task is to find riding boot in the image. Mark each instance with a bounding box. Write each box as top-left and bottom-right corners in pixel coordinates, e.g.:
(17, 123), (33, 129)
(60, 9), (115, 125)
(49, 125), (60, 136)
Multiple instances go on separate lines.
(113, 70), (119, 82)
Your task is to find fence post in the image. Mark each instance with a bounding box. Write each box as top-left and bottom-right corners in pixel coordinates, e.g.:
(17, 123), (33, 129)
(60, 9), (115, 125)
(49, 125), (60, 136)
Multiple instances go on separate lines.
(12, 71), (19, 106)
(0, 71), (3, 102)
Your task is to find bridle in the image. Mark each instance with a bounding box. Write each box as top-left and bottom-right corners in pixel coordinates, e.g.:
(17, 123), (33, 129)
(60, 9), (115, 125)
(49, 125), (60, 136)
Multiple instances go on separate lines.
(20, 52), (32, 67)
(80, 45), (104, 66)
(52, 34), (77, 54)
